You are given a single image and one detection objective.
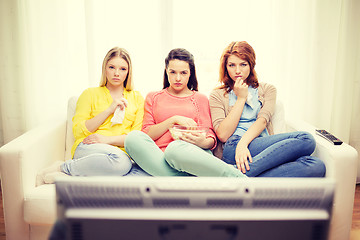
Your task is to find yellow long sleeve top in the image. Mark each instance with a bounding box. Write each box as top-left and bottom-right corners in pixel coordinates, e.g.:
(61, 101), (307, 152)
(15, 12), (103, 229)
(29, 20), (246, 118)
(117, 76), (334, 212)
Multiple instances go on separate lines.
(71, 86), (144, 158)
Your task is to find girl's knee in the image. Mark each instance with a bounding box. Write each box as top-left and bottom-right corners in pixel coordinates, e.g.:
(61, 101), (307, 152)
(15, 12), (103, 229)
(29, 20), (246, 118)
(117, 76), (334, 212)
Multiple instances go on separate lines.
(71, 152), (132, 176)
(298, 131), (315, 144)
(297, 131), (316, 153)
(304, 157), (326, 177)
(164, 141), (182, 163)
(164, 140), (191, 168)
(106, 152), (132, 175)
(313, 159), (326, 177)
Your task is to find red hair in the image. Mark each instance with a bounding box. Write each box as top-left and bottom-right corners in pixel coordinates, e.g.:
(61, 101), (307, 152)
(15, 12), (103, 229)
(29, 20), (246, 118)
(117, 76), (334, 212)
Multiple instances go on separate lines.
(219, 41), (259, 92)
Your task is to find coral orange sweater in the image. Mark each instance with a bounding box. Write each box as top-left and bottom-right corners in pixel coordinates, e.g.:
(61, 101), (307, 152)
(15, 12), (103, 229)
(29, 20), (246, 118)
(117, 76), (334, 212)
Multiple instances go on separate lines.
(142, 89), (216, 151)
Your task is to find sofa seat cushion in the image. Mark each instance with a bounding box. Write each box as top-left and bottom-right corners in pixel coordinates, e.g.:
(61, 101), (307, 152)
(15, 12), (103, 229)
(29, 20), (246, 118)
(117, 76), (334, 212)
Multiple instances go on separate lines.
(24, 184), (56, 224)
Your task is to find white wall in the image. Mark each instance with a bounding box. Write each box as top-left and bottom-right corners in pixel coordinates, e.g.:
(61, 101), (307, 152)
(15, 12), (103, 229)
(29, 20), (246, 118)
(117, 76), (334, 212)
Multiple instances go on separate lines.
(1, 0), (359, 172)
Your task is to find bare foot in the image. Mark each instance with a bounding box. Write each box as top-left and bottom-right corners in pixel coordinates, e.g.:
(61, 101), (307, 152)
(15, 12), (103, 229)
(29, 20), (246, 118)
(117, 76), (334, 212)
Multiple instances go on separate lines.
(44, 172), (71, 184)
(36, 171), (45, 186)
(36, 161), (64, 186)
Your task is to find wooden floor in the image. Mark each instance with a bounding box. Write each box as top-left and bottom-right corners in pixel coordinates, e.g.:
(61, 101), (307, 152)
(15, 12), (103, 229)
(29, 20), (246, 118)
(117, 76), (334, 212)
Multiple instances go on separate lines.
(0, 183), (359, 240)
(351, 184), (360, 240)
(0, 183), (5, 240)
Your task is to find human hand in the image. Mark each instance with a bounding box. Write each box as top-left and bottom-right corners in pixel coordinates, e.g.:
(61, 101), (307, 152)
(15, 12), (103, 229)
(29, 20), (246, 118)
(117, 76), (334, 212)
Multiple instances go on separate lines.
(108, 98), (128, 114)
(235, 143), (252, 173)
(171, 116), (197, 128)
(82, 133), (109, 144)
(233, 78), (248, 100)
(179, 131), (207, 148)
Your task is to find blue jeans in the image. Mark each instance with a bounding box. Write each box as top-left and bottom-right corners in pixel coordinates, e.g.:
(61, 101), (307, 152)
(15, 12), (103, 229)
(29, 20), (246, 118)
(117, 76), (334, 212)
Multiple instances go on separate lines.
(125, 130), (247, 177)
(61, 142), (150, 176)
(222, 131), (326, 177)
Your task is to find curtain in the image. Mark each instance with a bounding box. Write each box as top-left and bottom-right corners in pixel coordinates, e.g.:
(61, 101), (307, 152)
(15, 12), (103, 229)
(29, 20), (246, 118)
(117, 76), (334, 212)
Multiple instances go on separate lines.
(171, 0), (360, 139)
(170, 0), (360, 178)
(1, 0), (359, 176)
(0, 0), (166, 144)
(0, 0), (89, 144)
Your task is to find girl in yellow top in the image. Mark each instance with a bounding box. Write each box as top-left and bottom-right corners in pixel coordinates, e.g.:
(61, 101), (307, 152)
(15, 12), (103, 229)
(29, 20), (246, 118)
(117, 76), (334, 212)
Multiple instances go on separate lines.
(37, 47), (148, 185)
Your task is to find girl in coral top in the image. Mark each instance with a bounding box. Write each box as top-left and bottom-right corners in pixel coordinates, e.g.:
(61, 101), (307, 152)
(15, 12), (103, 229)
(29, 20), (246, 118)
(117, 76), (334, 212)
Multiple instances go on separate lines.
(125, 48), (246, 177)
(210, 41), (325, 177)
(37, 47), (148, 185)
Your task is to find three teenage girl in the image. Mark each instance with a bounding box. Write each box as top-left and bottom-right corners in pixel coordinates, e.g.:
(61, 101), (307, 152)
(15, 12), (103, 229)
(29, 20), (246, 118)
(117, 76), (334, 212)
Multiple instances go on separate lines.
(38, 43), (325, 183)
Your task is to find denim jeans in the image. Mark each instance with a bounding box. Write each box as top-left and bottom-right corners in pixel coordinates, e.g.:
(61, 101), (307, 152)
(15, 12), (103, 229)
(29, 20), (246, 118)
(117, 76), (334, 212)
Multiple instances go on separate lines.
(61, 142), (150, 176)
(222, 131), (326, 177)
(124, 130), (247, 177)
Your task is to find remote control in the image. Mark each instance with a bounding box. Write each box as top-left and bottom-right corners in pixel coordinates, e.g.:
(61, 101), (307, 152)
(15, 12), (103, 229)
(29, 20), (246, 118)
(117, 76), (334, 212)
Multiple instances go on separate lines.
(315, 129), (343, 145)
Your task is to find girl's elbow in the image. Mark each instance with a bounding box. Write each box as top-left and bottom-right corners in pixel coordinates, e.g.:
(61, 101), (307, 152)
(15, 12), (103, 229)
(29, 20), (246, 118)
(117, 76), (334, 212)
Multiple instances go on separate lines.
(258, 117), (267, 127)
(216, 131), (229, 143)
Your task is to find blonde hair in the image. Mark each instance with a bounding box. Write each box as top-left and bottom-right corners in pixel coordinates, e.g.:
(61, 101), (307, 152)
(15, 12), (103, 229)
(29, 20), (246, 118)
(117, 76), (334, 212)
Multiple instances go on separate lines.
(99, 47), (133, 90)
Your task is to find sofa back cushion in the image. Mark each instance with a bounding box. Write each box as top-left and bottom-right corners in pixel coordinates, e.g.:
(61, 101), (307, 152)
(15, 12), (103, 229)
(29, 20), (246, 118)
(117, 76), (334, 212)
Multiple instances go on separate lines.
(64, 96), (286, 160)
(272, 100), (286, 134)
(64, 96), (78, 160)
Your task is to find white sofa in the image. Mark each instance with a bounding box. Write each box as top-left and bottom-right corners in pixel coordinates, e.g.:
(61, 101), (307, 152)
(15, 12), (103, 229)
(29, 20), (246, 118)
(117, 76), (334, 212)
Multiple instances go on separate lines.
(0, 96), (358, 240)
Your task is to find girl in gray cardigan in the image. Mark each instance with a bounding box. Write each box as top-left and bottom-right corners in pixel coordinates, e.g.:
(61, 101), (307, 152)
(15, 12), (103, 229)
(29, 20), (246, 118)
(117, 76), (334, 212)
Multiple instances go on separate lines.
(209, 41), (325, 177)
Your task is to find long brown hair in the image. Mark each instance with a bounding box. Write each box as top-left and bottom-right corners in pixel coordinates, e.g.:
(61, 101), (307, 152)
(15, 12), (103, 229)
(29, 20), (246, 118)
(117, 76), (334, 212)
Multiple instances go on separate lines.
(219, 41), (259, 92)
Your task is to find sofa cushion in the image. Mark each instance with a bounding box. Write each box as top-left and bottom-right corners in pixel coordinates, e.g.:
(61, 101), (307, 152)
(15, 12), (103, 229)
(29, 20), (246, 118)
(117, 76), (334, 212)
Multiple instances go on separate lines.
(64, 96), (78, 160)
(24, 184), (57, 224)
(272, 100), (286, 134)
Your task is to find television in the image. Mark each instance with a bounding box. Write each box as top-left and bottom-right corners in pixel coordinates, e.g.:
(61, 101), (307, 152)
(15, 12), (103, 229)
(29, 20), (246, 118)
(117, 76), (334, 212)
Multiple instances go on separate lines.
(55, 177), (334, 240)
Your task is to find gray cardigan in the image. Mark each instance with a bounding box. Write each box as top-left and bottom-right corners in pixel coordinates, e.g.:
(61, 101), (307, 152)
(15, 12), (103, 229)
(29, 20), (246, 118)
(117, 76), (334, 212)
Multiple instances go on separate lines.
(209, 82), (277, 158)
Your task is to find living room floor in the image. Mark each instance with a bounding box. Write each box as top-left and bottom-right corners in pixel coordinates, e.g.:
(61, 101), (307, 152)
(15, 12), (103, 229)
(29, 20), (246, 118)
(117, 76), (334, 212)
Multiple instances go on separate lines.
(0, 182), (359, 240)
(351, 184), (360, 240)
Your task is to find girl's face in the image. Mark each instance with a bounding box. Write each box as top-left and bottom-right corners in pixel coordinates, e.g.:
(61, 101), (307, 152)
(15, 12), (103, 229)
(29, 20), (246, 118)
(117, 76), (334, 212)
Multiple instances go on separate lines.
(226, 54), (250, 82)
(105, 56), (129, 88)
(166, 59), (191, 94)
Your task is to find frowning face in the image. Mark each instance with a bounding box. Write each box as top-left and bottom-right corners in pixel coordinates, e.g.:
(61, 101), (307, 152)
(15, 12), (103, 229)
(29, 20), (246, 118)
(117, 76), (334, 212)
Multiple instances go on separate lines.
(166, 59), (191, 94)
(105, 56), (129, 88)
(226, 54), (250, 82)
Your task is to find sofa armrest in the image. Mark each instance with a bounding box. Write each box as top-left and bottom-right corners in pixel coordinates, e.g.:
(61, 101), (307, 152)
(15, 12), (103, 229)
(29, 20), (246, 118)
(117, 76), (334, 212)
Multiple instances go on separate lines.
(0, 118), (66, 191)
(0, 118), (66, 239)
(286, 118), (358, 240)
